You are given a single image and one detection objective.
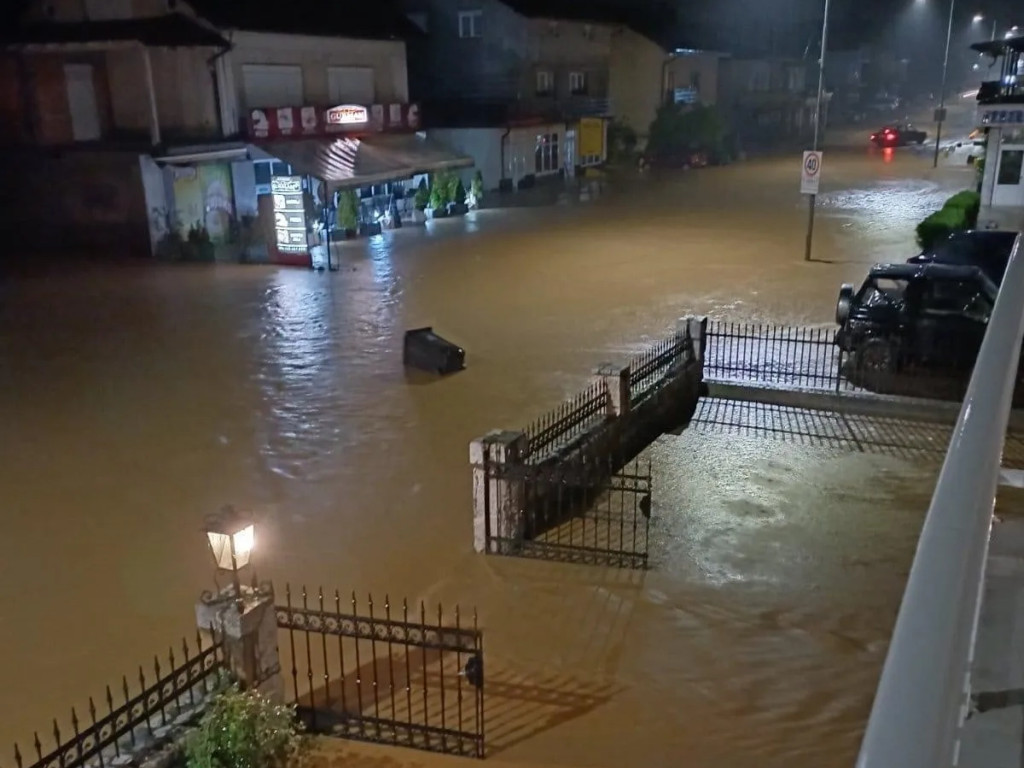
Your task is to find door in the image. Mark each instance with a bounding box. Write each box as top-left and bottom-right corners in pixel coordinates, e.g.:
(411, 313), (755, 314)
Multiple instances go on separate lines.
(64, 64), (101, 141)
(914, 278), (992, 369)
(326, 67), (375, 104)
(241, 64), (303, 108)
(564, 129), (576, 177)
(993, 145), (1024, 207)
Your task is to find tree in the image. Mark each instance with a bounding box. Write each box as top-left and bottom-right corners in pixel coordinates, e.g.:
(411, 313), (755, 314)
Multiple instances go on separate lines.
(646, 104), (728, 164)
(337, 190), (359, 231)
(185, 686), (307, 768)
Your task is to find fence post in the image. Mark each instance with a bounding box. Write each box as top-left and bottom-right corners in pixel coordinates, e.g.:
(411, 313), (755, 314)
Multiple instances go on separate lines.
(679, 316), (708, 366)
(195, 584), (283, 702)
(594, 364), (630, 417)
(469, 430), (528, 554)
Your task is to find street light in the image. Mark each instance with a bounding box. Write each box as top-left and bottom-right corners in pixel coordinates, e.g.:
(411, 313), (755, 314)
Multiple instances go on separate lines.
(932, 0), (956, 169)
(204, 505), (256, 602)
(973, 12), (998, 39)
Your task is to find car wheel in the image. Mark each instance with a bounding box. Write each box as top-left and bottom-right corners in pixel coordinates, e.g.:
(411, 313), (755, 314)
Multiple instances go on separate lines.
(857, 339), (897, 374)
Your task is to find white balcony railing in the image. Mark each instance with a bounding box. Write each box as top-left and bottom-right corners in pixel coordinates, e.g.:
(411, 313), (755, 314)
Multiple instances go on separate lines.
(856, 234), (1024, 768)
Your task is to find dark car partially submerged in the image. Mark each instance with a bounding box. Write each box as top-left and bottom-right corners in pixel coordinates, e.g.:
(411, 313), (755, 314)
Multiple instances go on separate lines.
(835, 263), (997, 374)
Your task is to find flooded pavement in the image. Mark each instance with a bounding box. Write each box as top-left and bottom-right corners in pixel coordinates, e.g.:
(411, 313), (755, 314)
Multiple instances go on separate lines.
(0, 146), (969, 764)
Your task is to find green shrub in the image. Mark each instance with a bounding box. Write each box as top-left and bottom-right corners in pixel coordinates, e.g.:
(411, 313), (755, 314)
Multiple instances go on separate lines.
(916, 205), (968, 251)
(429, 184), (445, 210)
(454, 179), (467, 205)
(185, 686), (307, 768)
(944, 189), (981, 228)
(413, 178), (430, 210)
(337, 190), (359, 231)
(471, 170), (484, 199)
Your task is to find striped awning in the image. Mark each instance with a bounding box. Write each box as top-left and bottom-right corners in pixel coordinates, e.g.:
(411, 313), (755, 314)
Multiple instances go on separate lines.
(253, 134), (473, 190)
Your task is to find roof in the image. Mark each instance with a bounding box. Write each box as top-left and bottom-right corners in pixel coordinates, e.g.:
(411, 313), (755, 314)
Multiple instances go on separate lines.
(500, 0), (674, 49)
(189, 0), (421, 41)
(868, 262), (998, 297)
(971, 36), (1024, 56)
(3, 13), (229, 48)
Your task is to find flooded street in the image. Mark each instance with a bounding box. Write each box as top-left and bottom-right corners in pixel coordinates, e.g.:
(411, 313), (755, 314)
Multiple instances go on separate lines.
(0, 145), (969, 765)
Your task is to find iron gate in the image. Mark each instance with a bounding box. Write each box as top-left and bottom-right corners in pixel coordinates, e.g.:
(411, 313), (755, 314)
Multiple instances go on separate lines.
(276, 586), (484, 759)
(484, 456), (652, 569)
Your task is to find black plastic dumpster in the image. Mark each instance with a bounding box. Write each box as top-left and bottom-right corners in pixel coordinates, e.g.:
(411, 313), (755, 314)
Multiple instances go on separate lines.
(403, 327), (465, 375)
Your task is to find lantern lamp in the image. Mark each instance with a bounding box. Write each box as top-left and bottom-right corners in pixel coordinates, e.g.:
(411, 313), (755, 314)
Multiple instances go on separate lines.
(204, 505), (255, 599)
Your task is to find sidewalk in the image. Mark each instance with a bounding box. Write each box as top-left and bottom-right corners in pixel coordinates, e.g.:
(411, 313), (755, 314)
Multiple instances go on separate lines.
(958, 490), (1024, 767)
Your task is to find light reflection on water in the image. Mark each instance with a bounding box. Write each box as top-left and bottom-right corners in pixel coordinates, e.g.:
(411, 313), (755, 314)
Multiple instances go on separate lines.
(0, 151), (961, 765)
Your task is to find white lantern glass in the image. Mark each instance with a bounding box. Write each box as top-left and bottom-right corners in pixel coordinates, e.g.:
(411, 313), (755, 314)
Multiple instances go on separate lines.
(205, 523), (255, 570)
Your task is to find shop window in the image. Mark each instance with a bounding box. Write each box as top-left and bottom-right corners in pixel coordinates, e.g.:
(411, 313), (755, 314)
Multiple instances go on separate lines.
(997, 149), (1023, 185)
(458, 10), (482, 38)
(535, 133), (560, 174)
(536, 70), (553, 96)
(254, 162), (272, 186)
(569, 71), (587, 95)
(272, 162), (290, 176)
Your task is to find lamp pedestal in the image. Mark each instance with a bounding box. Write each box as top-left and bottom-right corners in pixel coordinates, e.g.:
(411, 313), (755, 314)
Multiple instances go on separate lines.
(195, 583), (283, 703)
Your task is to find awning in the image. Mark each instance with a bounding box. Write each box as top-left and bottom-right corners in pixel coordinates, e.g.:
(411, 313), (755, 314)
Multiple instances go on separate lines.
(252, 134), (473, 190)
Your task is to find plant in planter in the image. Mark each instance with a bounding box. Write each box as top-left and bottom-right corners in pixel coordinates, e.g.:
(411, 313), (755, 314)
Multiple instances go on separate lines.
(467, 170), (484, 210)
(449, 178), (468, 216)
(427, 183), (448, 219)
(413, 178), (431, 223)
(185, 685), (308, 768)
(186, 222), (215, 262)
(337, 190), (359, 238)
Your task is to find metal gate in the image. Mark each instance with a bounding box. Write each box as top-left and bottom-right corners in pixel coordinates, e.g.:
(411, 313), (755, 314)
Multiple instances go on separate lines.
(276, 586), (484, 759)
(484, 456), (652, 569)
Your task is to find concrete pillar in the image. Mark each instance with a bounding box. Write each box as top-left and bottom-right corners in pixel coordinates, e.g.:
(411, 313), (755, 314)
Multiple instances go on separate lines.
(679, 315), (708, 365)
(195, 584), (283, 702)
(594, 363), (631, 417)
(469, 430), (528, 554)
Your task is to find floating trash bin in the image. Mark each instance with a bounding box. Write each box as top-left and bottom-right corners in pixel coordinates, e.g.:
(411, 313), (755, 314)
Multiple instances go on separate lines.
(403, 327), (465, 375)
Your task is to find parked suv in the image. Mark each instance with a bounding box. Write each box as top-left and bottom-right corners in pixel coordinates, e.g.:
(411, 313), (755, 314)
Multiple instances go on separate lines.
(835, 263), (997, 373)
(907, 229), (1018, 285)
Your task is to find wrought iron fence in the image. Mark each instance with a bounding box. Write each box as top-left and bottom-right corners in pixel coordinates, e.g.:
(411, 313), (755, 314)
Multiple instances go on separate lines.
(276, 586), (484, 759)
(12, 633), (228, 768)
(628, 329), (693, 405)
(704, 322), (842, 390)
(522, 381), (610, 463)
(484, 456), (652, 569)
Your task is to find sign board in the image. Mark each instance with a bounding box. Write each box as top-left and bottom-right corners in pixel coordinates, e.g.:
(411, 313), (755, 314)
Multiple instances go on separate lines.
(800, 151), (823, 195)
(247, 103), (421, 140)
(579, 117), (604, 159)
(934, 107), (947, 123)
(980, 108), (1024, 126)
(271, 176), (308, 253)
(325, 104), (369, 126)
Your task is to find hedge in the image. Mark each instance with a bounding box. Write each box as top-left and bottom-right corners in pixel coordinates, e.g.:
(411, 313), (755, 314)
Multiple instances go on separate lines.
(914, 189), (981, 250)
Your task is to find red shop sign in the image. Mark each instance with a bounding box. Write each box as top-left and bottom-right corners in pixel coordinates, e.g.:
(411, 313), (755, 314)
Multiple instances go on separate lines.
(247, 103), (421, 140)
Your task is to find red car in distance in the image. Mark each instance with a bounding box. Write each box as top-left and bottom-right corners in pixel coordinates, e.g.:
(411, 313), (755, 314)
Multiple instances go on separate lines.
(870, 124), (928, 147)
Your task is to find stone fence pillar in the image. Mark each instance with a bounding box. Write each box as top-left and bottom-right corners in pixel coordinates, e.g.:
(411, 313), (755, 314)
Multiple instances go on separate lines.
(678, 315), (708, 365)
(470, 430), (528, 554)
(594, 364), (631, 417)
(195, 584), (283, 702)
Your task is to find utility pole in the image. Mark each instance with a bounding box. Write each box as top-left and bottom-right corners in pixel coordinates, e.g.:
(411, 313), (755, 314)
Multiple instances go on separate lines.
(932, 0), (956, 168)
(804, 0), (831, 262)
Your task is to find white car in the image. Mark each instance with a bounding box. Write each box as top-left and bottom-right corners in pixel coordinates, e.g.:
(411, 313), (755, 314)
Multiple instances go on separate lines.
(941, 137), (986, 166)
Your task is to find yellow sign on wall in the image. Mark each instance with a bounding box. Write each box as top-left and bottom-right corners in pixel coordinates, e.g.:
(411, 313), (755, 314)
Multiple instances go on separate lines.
(579, 118), (605, 159)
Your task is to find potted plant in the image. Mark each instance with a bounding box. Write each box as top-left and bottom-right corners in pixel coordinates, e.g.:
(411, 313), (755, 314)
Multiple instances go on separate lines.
(427, 179), (447, 219)
(449, 178), (468, 216)
(185, 222), (215, 262)
(413, 178), (430, 223)
(185, 685), (307, 768)
(336, 190), (359, 238)
(467, 170), (484, 210)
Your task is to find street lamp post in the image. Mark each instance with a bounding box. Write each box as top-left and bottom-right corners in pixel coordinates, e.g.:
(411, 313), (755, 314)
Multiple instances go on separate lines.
(803, 0), (831, 262)
(932, 0), (956, 168)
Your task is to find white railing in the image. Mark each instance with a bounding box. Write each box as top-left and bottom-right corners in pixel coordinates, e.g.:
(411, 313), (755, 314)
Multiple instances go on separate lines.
(856, 233), (1024, 768)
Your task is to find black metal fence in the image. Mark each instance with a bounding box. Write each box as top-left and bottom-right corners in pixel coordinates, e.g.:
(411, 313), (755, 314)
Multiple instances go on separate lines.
(484, 457), (652, 570)
(628, 330), (694, 405)
(276, 586), (484, 759)
(522, 381), (610, 463)
(704, 322), (843, 390)
(13, 633), (228, 768)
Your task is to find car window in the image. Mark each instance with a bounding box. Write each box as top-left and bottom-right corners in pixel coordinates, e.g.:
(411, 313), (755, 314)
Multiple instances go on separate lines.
(860, 277), (907, 307)
(921, 279), (989, 315)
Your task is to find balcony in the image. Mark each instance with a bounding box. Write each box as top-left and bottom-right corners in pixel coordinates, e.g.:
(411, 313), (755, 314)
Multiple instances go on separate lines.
(978, 80), (1024, 105)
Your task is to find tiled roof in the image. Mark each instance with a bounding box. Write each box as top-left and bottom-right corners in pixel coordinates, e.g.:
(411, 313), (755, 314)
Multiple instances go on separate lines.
(4, 12), (229, 48)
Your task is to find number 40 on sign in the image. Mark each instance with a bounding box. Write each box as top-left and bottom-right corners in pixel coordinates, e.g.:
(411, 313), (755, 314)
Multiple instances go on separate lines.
(801, 151), (823, 195)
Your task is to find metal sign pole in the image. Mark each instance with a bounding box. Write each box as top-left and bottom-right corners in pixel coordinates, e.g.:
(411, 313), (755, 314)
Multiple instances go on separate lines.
(933, 0), (957, 169)
(804, 0), (832, 262)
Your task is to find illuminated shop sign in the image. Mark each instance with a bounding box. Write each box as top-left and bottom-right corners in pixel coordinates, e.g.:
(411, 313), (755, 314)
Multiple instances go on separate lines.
(325, 104), (369, 125)
(271, 176), (307, 253)
(981, 109), (1024, 126)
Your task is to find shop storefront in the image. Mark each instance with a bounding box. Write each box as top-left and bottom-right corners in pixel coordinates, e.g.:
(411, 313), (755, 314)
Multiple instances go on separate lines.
(978, 106), (1024, 210)
(150, 102), (472, 268)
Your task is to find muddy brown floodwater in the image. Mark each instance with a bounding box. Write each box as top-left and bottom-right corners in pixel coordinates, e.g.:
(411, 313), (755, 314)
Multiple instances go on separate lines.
(0, 146), (969, 766)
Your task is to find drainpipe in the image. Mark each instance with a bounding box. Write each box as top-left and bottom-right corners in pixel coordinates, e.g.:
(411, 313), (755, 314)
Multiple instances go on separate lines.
(207, 44), (232, 138)
(661, 53), (676, 106)
(140, 44), (161, 147)
(500, 125), (511, 187)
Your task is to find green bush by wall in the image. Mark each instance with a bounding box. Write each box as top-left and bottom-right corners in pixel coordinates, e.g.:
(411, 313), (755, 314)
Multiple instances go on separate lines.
(915, 189), (981, 250)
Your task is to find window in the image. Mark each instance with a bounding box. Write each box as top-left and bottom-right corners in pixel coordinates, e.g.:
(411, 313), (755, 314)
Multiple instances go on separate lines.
(569, 71), (587, 95)
(458, 10), (482, 38)
(859, 278), (908, 308)
(997, 149), (1023, 185)
(535, 133), (560, 174)
(786, 67), (804, 93)
(536, 70), (553, 95)
(689, 71), (701, 92)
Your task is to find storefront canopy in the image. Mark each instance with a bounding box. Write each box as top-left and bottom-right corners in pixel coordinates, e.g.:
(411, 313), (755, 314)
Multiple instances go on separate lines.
(252, 134), (473, 190)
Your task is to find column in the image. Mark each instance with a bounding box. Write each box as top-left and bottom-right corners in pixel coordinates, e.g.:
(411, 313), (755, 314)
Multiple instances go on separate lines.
(469, 430), (528, 554)
(594, 363), (631, 417)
